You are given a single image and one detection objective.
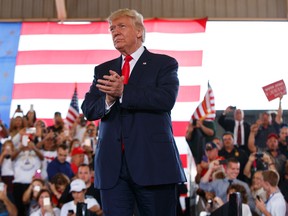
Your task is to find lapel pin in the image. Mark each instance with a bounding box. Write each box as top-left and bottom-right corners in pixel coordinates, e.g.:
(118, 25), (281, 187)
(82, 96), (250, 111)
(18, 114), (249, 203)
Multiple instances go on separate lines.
(143, 62), (147, 65)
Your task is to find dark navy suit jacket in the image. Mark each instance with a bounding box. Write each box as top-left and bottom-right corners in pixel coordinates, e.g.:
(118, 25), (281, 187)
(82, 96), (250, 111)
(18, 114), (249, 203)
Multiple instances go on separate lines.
(81, 48), (187, 189)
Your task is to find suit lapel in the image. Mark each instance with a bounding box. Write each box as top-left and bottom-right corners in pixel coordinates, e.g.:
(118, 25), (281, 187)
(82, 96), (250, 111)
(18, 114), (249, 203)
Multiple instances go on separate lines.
(129, 49), (150, 84)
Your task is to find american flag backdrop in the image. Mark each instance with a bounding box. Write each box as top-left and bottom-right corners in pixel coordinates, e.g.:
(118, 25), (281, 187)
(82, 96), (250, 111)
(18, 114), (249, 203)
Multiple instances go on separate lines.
(0, 19), (208, 196)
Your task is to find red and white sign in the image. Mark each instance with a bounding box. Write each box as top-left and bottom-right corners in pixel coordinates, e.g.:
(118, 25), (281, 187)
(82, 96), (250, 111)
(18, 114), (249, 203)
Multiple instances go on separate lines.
(262, 79), (287, 101)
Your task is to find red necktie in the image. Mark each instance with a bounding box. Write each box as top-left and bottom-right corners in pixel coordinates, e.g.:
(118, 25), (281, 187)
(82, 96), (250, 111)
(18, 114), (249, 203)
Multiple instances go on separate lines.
(122, 55), (133, 84)
(237, 122), (242, 146)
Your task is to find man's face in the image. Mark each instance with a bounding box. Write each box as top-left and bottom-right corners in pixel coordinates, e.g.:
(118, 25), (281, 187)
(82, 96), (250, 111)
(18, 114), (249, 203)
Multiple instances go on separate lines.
(109, 16), (142, 54)
(234, 109), (243, 121)
(266, 137), (279, 151)
(57, 148), (68, 163)
(226, 162), (240, 179)
(72, 191), (85, 203)
(72, 154), (85, 166)
(223, 134), (234, 149)
(279, 127), (288, 141)
(78, 166), (91, 184)
(206, 148), (218, 160)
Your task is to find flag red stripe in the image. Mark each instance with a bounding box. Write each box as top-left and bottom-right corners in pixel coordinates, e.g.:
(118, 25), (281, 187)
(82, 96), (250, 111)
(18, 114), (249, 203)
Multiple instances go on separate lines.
(179, 154), (187, 168)
(172, 121), (189, 137)
(21, 18), (207, 35)
(16, 50), (202, 67)
(13, 83), (200, 102)
(177, 86), (200, 102)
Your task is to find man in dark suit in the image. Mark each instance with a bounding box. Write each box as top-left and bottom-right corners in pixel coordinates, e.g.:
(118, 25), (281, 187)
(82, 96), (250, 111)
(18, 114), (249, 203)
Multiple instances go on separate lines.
(81, 8), (186, 216)
(218, 106), (250, 154)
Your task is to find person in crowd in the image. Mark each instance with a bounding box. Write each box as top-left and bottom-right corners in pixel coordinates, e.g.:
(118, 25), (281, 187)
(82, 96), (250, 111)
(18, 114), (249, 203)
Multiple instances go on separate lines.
(0, 140), (15, 199)
(248, 132), (286, 180)
(8, 116), (26, 148)
(195, 141), (225, 183)
(81, 123), (98, 166)
(248, 100), (282, 150)
(22, 178), (46, 215)
(47, 112), (64, 134)
(218, 106), (251, 154)
(211, 183), (252, 216)
(0, 182), (18, 216)
(255, 170), (286, 216)
(66, 139), (89, 167)
(47, 144), (74, 181)
(49, 173), (71, 207)
(30, 189), (61, 216)
(199, 157), (255, 211)
(278, 126), (288, 158)
(249, 171), (267, 216)
(33, 119), (48, 145)
(279, 161), (288, 213)
(0, 119), (8, 140)
(60, 179), (102, 216)
(59, 164), (102, 209)
(70, 114), (87, 142)
(70, 147), (86, 175)
(81, 8), (186, 215)
(218, 131), (248, 181)
(24, 105), (37, 128)
(11, 138), (44, 216)
(185, 119), (216, 164)
(212, 136), (223, 150)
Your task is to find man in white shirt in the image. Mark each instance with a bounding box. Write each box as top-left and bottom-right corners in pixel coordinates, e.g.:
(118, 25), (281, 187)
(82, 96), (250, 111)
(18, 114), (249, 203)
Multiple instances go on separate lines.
(256, 170), (286, 216)
(60, 179), (102, 216)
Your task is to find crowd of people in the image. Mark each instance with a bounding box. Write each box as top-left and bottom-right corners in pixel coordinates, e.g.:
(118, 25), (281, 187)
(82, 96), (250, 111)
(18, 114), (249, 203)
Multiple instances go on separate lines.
(186, 97), (288, 216)
(0, 107), (102, 216)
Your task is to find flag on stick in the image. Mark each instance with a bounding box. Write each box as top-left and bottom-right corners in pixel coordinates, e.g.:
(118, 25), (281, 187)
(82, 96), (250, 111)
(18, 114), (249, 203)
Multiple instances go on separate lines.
(191, 82), (215, 121)
(66, 83), (79, 127)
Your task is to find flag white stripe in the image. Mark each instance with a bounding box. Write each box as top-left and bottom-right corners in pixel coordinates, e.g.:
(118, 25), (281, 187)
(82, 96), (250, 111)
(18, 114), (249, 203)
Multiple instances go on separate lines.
(14, 65), (206, 86)
(18, 32), (205, 51)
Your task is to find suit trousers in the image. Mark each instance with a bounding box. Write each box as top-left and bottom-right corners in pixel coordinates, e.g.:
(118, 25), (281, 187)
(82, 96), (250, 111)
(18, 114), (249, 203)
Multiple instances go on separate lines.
(100, 153), (178, 216)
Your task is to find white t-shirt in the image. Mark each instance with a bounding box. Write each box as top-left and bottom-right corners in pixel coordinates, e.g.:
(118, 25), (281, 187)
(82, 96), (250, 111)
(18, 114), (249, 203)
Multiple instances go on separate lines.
(13, 150), (42, 183)
(263, 191), (286, 216)
(30, 207), (60, 216)
(60, 197), (99, 216)
(1, 157), (14, 176)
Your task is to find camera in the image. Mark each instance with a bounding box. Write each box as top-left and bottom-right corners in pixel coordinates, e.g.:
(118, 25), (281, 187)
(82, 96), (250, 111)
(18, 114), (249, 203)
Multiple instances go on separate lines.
(255, 152), (264, 158)
(229, 106), (236, 110)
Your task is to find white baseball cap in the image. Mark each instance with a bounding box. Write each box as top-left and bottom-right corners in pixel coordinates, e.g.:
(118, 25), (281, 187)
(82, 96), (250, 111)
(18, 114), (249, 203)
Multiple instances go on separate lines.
(70, 179), (86, 192)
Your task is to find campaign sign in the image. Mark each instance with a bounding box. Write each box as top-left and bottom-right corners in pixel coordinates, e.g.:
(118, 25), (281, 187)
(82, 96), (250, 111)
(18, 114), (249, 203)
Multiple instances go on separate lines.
(262, 79), (287, 101)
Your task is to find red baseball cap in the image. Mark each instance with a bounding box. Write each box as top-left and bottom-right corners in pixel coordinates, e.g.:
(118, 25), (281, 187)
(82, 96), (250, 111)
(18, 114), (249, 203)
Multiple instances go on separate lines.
(71, 147), (85, 156)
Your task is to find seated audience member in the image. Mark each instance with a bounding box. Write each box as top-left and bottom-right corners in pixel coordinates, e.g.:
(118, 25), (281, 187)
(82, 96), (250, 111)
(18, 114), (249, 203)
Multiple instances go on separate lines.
(59, 164), (102, 209)
(47, 144), (74, 181)
(30, 189), (60, 216)
(60, 179), (102, 216)
(11, 138), (44, 216)
(22, 178), (46, 215)
(218, 131), (248, 181)
(49, 173), (70, 207)
(199, 157), (255, 211)
(243, 152), (276, 183)
(218, 106), (251, 154)
(248, 132), (286, 180)
(195, 141), (225, 183)
(0, 140), (15, 199)
(185, 119), (216, 164)
(248, 105), (282, 150)
(255, 170), (286, 216)
(211, 184), (252, 216)
(0, 182), (18, 216)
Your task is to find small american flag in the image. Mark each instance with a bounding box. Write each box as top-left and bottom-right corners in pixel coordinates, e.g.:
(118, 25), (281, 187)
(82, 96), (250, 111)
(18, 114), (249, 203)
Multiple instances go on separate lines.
(66, 83), (79, 127)
(191, 82), (215, 121)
